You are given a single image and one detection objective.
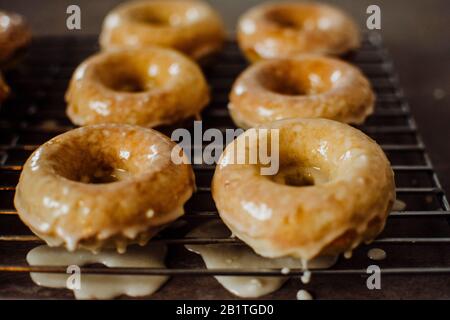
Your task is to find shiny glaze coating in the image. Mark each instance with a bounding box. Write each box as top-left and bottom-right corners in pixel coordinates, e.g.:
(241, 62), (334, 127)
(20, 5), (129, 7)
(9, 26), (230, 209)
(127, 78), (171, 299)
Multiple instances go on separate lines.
(14, 124), (195, 252)
(0, 72), (9, 102)
(237, 2), (360, 62)
(0, 11), (31, 64)
(212, 118), (395, 260)
(229, 54), (374, 129)
(66, 47), (210, 127)
(100, 0), (226, 61)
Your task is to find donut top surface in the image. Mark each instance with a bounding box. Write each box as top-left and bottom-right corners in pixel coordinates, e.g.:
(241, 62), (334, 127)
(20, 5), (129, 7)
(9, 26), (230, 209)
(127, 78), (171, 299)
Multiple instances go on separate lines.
(0, 11), (31, 63)
(237, 2), (360, 61)
(14, 124), (195, 251)
(100, 0), (226, 60)
(212, 118), (395, 260)
(66, 47), (210, 127)
(229, 54), (375, 128)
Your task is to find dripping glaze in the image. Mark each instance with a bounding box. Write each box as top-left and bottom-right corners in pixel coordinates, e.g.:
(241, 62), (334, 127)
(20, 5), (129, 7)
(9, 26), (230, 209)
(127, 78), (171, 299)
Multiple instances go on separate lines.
(186, 221), (337, 298)
(27, 244), (168, 299)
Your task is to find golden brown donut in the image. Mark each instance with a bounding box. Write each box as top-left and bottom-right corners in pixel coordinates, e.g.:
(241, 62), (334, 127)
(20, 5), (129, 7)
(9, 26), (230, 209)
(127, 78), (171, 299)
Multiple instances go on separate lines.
(66, 47), (210, 127)
(0, 11), (31, 64)
(14, 124), (195, 252)
(229, 54), (374, 129)
(100, 0), (226, 61)
(237, 2), (360, 62)
(0, 72), (9, 102)
(212, 118), (395, 261)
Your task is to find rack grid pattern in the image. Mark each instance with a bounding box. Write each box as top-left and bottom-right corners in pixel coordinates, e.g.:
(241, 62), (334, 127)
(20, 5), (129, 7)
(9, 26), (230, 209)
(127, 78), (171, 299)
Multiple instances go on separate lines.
(0, 34), (449, 299)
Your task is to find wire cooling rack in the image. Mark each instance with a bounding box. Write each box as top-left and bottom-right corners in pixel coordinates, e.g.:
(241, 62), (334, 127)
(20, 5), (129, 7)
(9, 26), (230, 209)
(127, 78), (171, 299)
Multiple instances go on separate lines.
(0, 34), (449, 299)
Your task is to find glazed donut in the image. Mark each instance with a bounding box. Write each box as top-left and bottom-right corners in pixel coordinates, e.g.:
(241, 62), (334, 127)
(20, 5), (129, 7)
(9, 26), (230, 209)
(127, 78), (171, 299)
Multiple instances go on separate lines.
(0, 72), (9, 102)
(0, 11), (31, 64)
(100, 0), (226, 61)
(14, 124), (195, 252)
(237, 2), (360, 62)
(66, 47), (210, 127)
(229, 54), (374, 129)
(212, 118), (395, 260)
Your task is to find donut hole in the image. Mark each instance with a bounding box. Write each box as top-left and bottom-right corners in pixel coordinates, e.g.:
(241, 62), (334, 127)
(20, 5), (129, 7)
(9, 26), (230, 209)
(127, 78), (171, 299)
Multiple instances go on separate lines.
(134, 11), (173, 26)
(265, 6), (324, 31)
(65, 158), (133, 185)
(270, 166), (328, 187)
(266, 8), (307, 30)
(80, 166), (131, 184)
(94, 57), (160, 93)
(49, 133), (154, 185)
(258, 60), (344, 96)
(106, 74), (148, 93)
(44, 126), (176, 189)
(129, 3), (202, 27)
(263, 71), (307, 96)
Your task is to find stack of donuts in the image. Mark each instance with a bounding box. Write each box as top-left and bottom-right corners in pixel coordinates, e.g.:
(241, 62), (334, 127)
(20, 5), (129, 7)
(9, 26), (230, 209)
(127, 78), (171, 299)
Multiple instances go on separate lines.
(14, 0), (395, 270)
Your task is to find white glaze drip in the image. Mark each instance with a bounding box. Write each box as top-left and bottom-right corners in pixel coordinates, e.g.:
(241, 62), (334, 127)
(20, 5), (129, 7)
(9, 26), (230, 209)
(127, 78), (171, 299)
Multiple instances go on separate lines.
(186, 221), (337, 298)
(26, 244), (168, 299)
(300, 270), (311, 284)
(281, 267), (290, 275)
(392, 199), (406, 211)
(296, 289), (313, 300)
(343, 250), (353, 259)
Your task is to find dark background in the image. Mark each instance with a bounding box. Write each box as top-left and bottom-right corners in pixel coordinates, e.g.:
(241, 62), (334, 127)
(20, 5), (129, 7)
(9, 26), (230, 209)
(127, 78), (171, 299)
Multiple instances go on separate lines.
(1, 0), (449, 194)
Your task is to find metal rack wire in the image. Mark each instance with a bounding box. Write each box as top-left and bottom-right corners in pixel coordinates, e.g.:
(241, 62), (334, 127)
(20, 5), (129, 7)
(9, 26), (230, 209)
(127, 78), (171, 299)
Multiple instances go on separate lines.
(0, 33), (449, 299)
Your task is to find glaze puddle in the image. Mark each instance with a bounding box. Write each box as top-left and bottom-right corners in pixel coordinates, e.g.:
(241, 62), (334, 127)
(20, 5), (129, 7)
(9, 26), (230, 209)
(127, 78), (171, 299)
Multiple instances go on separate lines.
(26, 244), (168, 299)
(367, 248), (387, 261)
(186, 221), (337, 298)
